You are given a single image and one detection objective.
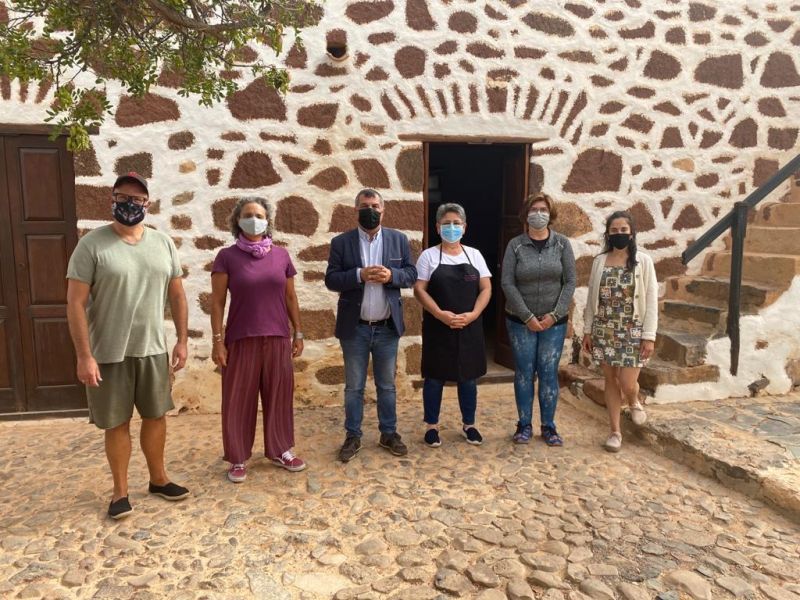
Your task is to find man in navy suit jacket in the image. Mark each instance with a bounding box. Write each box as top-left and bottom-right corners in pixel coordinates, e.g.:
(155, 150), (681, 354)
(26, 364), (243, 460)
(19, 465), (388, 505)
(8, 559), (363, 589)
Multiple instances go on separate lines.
(325, 188), (417, 462)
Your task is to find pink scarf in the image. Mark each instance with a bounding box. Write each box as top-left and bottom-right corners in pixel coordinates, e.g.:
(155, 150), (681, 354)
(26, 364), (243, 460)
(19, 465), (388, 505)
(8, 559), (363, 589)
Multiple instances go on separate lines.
(235, 233), (273, 258)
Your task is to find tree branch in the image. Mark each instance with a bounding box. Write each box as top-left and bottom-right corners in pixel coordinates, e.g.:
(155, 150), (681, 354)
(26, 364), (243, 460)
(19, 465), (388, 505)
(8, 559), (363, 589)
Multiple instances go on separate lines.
(141, 0), (259, 35)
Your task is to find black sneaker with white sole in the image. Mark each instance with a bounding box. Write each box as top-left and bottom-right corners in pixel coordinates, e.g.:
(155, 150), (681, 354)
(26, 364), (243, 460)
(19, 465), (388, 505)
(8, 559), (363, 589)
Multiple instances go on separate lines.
(424, 429), (441, 447)
(148, 482), (190, 501)
(462, 426), (483, 445)
(108, 496), (133, 519)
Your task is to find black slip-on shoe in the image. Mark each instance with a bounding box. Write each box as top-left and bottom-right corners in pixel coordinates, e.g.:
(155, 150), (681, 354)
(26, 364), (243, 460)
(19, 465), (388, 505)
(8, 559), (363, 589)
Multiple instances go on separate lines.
(108, 496), (133, 520)
(424, 429), (441, 448)
(462, 426), (483, 446)
(148, 482), (190, 501)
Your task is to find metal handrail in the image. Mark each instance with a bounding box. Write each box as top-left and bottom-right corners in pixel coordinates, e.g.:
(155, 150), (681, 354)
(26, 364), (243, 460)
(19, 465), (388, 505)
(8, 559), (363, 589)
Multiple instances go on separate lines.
(681, 152), (800, 375)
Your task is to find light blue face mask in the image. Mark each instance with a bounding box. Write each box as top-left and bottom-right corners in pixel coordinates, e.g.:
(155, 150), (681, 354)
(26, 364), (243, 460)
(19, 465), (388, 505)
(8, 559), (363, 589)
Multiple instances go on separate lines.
(440, 224), (463, 243)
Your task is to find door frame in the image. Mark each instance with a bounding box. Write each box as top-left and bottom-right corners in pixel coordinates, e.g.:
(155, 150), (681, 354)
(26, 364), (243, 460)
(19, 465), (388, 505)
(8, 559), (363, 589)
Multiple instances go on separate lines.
(421, 140), (534, 248)
(420, 140), (532, 371)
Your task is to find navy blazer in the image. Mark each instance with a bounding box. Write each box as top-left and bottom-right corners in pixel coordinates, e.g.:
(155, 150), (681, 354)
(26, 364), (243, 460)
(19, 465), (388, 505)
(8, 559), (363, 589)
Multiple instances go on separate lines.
(325, 227), (417, 339)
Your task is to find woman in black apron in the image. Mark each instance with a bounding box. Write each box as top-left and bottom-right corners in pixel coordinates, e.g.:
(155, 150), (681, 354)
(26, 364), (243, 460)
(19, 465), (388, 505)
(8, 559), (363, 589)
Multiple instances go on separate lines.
(414, 203), (492, 447)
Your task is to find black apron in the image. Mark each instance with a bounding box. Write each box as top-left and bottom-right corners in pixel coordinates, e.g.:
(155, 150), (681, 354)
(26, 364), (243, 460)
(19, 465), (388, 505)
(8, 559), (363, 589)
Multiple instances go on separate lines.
(421, 246), (487, 381)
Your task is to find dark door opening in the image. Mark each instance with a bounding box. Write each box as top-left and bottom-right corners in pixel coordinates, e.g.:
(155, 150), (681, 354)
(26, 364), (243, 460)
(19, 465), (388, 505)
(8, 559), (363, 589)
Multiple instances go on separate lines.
(0, 132), (84, 418)
(424, 143), (529, 374)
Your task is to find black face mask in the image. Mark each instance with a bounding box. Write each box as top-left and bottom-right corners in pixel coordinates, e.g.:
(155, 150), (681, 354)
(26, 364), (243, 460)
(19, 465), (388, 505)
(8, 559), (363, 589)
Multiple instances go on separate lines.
(112, 200), (147, 226)
(358, 207), (381, 230)
(609, 233), (631, 250)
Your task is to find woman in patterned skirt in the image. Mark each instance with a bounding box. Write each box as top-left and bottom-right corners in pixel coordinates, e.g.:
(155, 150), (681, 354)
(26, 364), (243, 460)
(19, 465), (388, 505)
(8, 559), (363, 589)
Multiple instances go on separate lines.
(582, 211), (658, 452)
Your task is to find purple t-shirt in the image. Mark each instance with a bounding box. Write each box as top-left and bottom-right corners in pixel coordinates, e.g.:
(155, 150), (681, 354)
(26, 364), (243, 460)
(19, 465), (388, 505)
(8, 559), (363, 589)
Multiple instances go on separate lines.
(212, 244), (297, 344)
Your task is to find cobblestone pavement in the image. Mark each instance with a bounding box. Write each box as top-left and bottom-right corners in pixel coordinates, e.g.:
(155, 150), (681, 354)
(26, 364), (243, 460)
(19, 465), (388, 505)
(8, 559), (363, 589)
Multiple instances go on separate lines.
(564, 367), (800, 518)
(2, 384), (800, 600)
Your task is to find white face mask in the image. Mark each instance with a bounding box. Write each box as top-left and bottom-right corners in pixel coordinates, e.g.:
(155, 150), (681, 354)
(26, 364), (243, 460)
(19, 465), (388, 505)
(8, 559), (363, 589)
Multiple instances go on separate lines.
(239, 217), (268, 236)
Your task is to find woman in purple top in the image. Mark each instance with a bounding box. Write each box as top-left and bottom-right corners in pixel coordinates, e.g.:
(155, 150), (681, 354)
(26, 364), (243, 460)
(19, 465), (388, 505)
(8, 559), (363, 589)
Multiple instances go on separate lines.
(210, 197), (306, 483)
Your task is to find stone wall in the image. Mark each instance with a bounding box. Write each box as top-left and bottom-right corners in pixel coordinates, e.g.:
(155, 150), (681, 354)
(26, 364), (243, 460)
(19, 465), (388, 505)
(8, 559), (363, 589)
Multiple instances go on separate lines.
(2, 0), (800, 411)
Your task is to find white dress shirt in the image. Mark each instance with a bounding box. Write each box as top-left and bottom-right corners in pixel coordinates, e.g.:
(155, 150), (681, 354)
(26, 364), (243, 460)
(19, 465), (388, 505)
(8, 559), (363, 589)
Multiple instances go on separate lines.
(356, 227), (391, 321)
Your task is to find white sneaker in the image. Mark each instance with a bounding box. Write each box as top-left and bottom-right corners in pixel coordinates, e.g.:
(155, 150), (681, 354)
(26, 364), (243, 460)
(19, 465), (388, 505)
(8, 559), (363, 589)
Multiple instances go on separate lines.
(604, 432), (622, 453)
(630, 402), (647, 426)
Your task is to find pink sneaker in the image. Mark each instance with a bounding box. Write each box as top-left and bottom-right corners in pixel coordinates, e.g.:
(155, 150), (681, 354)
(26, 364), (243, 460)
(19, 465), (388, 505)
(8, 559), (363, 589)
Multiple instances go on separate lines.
(271, 450), (306, 472)
(228, 463), (246, 483)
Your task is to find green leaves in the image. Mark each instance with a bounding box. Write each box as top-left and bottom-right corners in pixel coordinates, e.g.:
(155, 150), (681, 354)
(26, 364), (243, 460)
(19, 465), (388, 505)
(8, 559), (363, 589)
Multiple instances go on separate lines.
(0, 0), (320, 151)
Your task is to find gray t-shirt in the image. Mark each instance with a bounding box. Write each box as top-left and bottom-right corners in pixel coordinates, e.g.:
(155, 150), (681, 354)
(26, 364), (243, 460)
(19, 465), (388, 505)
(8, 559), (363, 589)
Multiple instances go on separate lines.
(67, 224), (182, 364)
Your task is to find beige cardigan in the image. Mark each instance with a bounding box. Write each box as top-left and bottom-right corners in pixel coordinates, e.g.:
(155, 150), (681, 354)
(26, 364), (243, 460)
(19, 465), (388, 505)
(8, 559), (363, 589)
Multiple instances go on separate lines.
(583, 251), (659, 341)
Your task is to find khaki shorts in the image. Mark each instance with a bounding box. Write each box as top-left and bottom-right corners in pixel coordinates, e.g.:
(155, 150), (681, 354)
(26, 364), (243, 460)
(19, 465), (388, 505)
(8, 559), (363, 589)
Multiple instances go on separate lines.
(87, 354), (174, 429)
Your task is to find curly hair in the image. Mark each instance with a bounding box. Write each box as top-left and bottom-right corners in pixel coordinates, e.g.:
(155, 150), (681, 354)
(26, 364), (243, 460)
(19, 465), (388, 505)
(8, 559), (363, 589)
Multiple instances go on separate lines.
(227, 196), (274, 239)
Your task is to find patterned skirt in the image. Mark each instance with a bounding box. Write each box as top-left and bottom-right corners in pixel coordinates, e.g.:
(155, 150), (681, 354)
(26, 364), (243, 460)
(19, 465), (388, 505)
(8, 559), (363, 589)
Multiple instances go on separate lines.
(591, 318), (644, 368)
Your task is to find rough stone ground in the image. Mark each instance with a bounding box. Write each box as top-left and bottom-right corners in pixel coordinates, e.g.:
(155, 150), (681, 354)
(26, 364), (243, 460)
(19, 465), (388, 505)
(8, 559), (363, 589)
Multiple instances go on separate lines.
(635, 394), (800, 518)
(2, 384), (799, 600)
(565, 378), (800, 518)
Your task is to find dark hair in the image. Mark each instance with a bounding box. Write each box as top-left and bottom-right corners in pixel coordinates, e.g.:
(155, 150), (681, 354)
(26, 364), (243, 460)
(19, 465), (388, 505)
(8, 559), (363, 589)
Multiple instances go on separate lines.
(519, 193), (558, 230)
(354, 188), (383, 206)
(602, 210), (637, 271)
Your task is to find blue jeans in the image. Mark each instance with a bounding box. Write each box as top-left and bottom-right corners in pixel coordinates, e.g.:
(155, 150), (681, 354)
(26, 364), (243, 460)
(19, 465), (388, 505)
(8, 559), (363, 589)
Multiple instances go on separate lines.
(506, 319), (567, 430)
(340, 323), (400, 437)
(422, 378), (477, 426)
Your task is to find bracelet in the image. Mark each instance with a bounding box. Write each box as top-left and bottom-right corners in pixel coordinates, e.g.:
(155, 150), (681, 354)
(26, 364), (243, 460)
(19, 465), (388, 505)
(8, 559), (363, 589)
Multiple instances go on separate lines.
(293, 331), (304, 340)
(212, 333), (223, 341)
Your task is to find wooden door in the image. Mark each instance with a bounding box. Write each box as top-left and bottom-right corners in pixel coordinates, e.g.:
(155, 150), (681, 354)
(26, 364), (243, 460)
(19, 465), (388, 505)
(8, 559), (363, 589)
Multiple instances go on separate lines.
(494, 144), (530, 369)
(0, 134), (84, 413)
(0, 141), (26, 412)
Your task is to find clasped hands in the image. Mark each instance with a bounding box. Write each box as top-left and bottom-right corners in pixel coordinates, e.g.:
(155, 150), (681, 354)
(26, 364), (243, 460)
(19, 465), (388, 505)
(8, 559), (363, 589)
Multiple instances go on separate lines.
(526, 314), (555, 332)
(360, 265), (392, 284)
(437, 310), (477, 329)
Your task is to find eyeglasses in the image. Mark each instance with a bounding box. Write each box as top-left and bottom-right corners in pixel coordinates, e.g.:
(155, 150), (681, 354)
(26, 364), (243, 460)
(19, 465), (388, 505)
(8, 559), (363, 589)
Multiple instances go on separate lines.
(528, 208), (549, 215)
(113, 193), (149, 206)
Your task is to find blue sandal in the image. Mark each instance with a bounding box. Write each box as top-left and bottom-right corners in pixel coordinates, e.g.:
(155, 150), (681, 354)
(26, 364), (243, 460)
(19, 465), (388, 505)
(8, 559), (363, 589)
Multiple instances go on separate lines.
(542, 427), (563, 446)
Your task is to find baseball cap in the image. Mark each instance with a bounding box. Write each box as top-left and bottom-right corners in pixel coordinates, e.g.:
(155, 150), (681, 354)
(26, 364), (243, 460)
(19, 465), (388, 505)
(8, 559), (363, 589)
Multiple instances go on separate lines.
(113, 172), (149, 194)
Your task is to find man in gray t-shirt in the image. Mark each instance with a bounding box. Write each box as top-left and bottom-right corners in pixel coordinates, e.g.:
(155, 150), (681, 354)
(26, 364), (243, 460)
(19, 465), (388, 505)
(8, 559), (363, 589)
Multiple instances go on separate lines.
(66, 172), (190, 519)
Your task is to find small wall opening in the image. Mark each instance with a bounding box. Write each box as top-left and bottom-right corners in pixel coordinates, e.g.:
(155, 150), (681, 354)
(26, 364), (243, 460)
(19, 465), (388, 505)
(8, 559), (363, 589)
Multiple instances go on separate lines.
(326, 29), (348, 61)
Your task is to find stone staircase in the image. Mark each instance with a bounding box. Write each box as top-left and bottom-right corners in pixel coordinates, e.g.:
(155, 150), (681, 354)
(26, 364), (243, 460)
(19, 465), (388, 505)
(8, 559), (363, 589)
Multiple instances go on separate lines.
(644, 170), (800, 397)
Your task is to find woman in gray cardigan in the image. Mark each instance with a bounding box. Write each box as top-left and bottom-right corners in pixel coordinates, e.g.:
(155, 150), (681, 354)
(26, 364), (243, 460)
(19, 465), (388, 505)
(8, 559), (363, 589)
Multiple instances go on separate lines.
(501, 193), (576, 446)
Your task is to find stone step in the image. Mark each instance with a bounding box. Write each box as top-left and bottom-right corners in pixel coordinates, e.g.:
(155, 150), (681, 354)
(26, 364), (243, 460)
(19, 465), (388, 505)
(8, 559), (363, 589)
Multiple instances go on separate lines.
(661, 300), (725, 330)
(663, 276), (782, 312)
(583, 378), (606, 406)
(754, 202), (800, 227)
(703, 251), (800, 287)
(726, 226), (800, 255)
(639, 360), (720, 394)
(654, 330), (708, 367)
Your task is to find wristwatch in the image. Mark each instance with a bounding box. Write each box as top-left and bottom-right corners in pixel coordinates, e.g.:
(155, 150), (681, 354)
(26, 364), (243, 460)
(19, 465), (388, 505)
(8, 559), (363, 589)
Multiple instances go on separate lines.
(293, 331), (304, 340)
